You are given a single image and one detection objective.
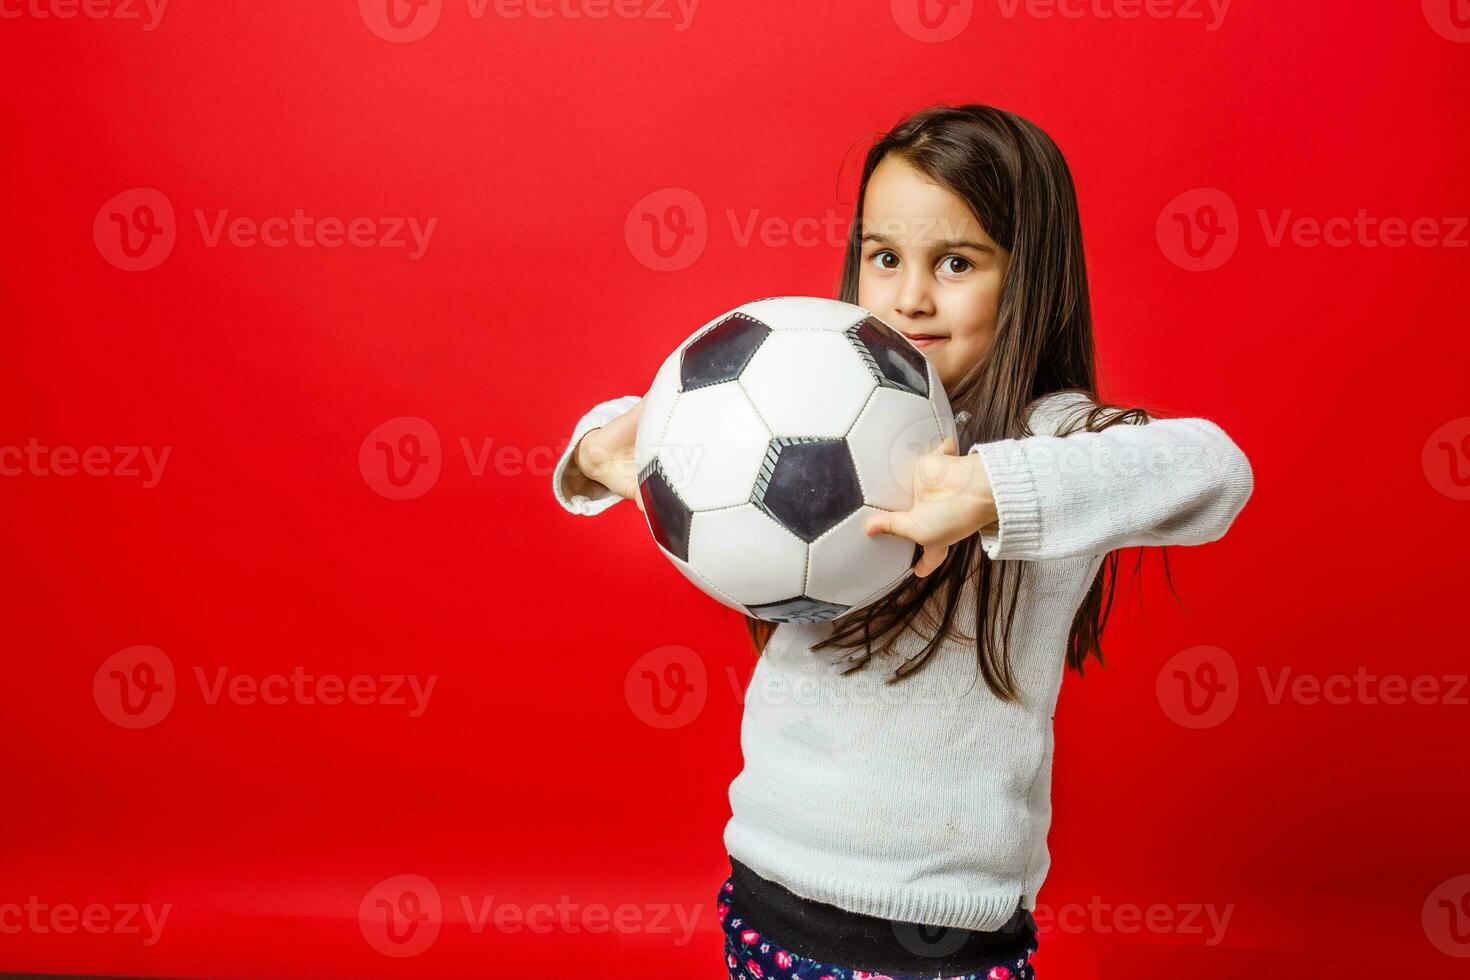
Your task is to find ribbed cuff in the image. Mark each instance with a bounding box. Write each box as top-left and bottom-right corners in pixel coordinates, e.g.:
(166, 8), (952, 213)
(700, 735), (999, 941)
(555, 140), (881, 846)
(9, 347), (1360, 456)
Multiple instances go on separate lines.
(551, 395), (641, 517)
(969, 439), (1043, 560)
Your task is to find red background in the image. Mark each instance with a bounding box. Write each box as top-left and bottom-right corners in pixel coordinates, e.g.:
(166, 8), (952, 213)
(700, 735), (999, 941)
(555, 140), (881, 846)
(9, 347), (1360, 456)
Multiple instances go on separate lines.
(3, 1), (1468, 977)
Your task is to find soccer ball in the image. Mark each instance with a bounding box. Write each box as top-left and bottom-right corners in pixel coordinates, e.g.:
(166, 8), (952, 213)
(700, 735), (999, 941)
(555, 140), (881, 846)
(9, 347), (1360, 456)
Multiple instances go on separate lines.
(634, 296), (958, 625)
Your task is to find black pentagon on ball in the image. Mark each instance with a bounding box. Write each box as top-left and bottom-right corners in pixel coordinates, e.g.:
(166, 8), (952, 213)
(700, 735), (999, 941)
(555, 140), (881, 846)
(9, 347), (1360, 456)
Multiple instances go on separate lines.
(848, 315), (929, 398)
(680, 313), (772, 391)
(638, 459), (692, 562)
(751, 437), (862, 544)
(747, 596), (850, 624)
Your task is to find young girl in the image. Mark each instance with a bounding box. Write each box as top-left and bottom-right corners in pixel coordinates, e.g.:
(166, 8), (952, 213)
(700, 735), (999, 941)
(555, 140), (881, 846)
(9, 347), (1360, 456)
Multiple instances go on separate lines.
(552, 104), (1254, 980)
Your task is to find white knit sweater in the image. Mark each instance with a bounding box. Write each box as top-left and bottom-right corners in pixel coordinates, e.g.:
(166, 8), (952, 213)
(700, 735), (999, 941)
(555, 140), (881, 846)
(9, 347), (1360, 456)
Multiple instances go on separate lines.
(552, 390), (1254, 932)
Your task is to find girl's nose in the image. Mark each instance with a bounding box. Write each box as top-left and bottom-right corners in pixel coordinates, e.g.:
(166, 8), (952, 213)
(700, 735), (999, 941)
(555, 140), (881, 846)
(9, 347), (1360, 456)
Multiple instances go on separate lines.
(894, 269), (936, 319)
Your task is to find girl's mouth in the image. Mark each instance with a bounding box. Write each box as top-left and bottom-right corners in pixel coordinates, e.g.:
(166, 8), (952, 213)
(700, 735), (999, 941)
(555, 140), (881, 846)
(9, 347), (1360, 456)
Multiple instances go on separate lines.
(903, 334), (945, 348)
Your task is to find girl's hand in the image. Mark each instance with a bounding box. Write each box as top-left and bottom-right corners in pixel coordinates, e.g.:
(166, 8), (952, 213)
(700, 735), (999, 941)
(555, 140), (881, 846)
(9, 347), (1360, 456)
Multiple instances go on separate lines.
(864, 437), (998, 577)
(572, 399), (645, 513)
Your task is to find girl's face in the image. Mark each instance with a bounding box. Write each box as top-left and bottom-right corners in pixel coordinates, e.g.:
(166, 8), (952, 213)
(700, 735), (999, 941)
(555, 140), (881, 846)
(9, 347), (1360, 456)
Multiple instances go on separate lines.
(856, 155), (1010, 393)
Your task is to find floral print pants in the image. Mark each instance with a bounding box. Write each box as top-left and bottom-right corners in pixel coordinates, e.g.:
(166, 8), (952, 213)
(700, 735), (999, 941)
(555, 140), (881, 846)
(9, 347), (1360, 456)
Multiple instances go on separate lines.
(717, 874), (1038, 980)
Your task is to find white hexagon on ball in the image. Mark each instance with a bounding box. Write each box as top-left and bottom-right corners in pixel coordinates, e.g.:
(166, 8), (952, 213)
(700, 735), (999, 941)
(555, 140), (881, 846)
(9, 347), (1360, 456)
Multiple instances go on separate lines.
(688, 504), (808, 607)
(807, 505), (914, 606)
(848, 386), (945, 511)
(634, 350), (684, 475)
(740, 331), (876, 438)
(736, 295), (870, 332)
(658, 382), (770, 511)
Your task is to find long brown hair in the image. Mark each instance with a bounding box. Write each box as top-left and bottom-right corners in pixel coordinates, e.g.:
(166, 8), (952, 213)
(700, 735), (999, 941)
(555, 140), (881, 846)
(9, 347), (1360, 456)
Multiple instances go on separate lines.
(743, 103), (1178, 704)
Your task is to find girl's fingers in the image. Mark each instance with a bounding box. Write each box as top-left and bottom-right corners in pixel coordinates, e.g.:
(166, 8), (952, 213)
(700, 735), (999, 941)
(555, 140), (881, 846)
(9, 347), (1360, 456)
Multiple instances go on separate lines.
(866, 509), (919, 543)
(865, 511), (895, 540)
(915, 543), (948, 577)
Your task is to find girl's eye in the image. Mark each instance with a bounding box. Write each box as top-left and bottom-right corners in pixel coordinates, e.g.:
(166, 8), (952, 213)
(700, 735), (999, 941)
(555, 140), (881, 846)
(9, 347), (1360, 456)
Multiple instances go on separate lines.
(870, 250), (900, 270)
(941, 255), (972, 275)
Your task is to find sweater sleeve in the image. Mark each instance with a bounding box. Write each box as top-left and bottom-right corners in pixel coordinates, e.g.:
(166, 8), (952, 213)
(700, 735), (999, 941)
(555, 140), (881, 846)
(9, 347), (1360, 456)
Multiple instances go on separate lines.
(551, 395), (642, 517)
(967, 392), (1254, 561)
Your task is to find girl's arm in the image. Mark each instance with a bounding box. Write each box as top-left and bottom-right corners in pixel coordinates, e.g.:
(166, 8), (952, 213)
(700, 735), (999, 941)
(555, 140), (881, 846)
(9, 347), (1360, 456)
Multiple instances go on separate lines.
(552, 395), (642, 516)
(968, 391), (1254, 561)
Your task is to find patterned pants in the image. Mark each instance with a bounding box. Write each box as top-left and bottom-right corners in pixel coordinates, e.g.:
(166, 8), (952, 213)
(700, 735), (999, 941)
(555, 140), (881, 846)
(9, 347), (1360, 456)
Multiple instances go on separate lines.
(717, 874), (1038, 980)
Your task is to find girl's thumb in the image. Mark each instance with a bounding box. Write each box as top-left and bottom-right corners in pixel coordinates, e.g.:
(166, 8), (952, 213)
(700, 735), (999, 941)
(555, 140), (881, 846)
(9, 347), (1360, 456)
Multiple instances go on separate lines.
(865, 510), (911, 542)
